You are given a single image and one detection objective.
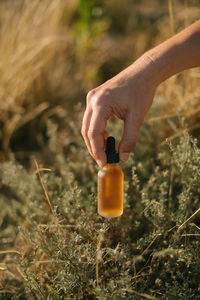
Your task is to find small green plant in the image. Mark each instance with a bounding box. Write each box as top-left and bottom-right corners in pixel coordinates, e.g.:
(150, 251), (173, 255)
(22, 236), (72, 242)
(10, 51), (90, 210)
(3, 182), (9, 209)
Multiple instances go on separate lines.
(0, 129), (200, 299)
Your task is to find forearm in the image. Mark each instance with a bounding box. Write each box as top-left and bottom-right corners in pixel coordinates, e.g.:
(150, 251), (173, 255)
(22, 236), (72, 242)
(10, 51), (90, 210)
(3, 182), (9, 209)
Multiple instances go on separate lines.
(144, 20), (200, 85)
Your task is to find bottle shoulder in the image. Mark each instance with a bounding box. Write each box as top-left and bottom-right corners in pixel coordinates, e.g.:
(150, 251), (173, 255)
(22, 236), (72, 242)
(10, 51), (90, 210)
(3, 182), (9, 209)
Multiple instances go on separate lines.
(98, 164), (123, 177)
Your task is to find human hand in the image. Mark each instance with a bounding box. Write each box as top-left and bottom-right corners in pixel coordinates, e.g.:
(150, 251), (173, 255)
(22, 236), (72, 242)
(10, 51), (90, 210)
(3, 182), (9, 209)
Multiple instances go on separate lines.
(81, 54), (159, 167)
(82, 20), (200, 167)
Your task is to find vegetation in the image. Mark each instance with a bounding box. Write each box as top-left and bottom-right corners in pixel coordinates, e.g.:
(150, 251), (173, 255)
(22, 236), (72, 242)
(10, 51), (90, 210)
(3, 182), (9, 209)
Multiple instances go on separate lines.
(0, 0), (200, 299)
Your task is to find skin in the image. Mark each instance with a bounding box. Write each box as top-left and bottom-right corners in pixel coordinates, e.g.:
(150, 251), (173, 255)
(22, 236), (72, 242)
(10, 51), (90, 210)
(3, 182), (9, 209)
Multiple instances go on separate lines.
(81, 20), (200, 167)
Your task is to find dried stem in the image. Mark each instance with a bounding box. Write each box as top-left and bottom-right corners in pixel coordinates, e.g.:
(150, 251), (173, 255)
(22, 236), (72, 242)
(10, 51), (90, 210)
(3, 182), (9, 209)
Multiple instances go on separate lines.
(34, 159), (56, 219)
(177, 207), (200, 232)
(168, 0), (175, 35)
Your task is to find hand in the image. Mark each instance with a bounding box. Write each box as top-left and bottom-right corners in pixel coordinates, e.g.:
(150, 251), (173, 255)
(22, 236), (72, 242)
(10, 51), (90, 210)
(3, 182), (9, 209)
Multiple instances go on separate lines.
(81, 54), (158, 167)
(81, 21), (200, 167)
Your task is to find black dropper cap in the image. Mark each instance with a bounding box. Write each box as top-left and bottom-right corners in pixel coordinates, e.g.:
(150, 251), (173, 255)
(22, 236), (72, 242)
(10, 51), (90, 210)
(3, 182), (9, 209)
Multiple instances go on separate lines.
(105, 136), (119, 163)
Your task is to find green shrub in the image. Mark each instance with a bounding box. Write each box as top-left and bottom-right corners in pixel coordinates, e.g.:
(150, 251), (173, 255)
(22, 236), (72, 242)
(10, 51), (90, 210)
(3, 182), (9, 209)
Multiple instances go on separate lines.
(0, 127), (200, 299)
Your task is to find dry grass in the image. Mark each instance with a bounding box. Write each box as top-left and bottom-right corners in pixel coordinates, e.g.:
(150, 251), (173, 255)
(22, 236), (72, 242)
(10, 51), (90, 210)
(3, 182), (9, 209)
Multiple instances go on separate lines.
(0, 0), (77, 156)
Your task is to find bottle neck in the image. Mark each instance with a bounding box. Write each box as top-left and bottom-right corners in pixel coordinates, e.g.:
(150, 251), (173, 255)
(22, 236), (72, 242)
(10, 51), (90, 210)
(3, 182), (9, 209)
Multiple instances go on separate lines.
(106, 163), (118, 169)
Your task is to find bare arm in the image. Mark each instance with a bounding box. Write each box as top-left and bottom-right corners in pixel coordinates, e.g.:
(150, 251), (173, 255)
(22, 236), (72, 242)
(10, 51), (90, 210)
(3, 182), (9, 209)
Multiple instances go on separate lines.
(147, 20), (200, 84)
(81, 20), (200, 167)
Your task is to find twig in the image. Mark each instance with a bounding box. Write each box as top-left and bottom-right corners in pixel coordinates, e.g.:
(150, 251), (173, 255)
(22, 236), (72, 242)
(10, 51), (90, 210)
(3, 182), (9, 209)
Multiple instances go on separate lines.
(96, 256), (100, 289)
(133, 262), (138, 284)
(0, 290), (14, 294)
(167, 224), (177, 233)
(34, 159), (56, 219)
(38, 224), (79, 228)
(168, 0), (175, 35)
(189, 223), (200, 231)
(177, 207), (200, 232)
(141, 235), (161, 256)
(132, 289), (157, 300)
(30, 260), (68, 265)
(149, 113), (178, 122)
(96, 232), (103, 289)
(168, 167), (174, 213)
(160, 124), (200, 146)
(133, 273), (150, 279)
(0, 250), (21, 255)
(169, 167), (174, 199)
(16, 102), (49, 130)
(181, 234), (200, 237)
(34, 168), (52, 175)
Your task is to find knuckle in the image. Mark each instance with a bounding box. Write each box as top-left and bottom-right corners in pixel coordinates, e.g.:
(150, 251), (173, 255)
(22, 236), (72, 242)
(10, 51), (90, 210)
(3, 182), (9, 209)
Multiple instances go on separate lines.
(87, 89), (108, 109)
(86, 89), (96, 104)
(92, 94), (106, 108)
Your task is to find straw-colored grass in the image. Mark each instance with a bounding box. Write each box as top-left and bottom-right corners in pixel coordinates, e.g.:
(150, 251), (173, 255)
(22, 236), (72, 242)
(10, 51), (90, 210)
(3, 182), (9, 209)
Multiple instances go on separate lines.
(0, 0), (77, 156)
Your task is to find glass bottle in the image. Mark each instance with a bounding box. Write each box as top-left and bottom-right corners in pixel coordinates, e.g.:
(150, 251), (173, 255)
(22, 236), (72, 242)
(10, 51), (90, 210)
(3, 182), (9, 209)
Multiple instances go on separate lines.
(98, 136), (124, 218)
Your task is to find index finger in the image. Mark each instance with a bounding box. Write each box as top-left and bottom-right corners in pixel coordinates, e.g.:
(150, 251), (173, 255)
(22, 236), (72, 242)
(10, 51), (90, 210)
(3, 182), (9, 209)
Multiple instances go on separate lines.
(81, 105), (93, 156)
(88, 107), (109, 167)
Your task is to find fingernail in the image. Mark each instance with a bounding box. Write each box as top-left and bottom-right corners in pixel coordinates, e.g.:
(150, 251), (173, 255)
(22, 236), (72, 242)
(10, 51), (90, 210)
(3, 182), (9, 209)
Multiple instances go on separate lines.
(120, 152), (129, 162)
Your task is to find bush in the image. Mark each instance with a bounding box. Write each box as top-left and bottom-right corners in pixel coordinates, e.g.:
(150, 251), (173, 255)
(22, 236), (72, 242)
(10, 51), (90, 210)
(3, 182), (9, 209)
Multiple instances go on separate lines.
(0, 126), (200, 299)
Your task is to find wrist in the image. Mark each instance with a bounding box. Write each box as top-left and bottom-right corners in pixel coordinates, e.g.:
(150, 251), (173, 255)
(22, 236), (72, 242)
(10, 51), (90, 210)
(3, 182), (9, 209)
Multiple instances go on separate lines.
(144, 46), (178, 85)
(139, 52), (163, 87)
(125, 52), (161, 91)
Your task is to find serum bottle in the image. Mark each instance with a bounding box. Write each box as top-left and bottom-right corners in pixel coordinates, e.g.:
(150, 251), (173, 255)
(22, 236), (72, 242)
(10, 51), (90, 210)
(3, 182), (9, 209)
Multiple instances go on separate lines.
(98, 136), (124, 218)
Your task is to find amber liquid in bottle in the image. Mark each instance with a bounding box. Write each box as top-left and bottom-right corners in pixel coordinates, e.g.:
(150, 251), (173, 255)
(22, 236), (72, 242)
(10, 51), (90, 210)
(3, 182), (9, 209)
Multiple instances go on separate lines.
(98, 137), (124, 218)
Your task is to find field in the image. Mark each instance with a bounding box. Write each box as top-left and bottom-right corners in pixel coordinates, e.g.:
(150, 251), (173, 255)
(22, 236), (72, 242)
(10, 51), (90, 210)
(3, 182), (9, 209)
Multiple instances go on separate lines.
(0, 0), (200, 299)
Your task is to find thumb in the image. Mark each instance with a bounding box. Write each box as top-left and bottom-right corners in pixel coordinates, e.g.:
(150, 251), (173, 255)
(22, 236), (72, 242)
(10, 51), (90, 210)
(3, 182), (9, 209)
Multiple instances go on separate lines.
(118, 112), (140, 162)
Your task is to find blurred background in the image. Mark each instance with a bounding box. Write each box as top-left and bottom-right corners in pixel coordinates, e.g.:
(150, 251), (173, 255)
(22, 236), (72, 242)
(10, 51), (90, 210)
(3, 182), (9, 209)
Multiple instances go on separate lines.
(0, 1), (200, 299)
(0, 0), (199, 167)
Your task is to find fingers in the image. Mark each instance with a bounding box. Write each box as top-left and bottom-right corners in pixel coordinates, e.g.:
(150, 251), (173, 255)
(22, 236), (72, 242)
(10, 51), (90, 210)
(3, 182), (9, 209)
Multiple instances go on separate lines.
(81, 90), (110, 167)
(118, 112), (141, 162)
(81, 106), (93, 156)
(82, 92), (140, 165)
(88, 108), (107, 167)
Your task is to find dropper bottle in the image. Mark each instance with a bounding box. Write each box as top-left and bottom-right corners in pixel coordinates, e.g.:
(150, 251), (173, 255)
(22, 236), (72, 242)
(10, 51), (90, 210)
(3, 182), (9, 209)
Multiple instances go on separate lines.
(98, 136), (124, 218)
